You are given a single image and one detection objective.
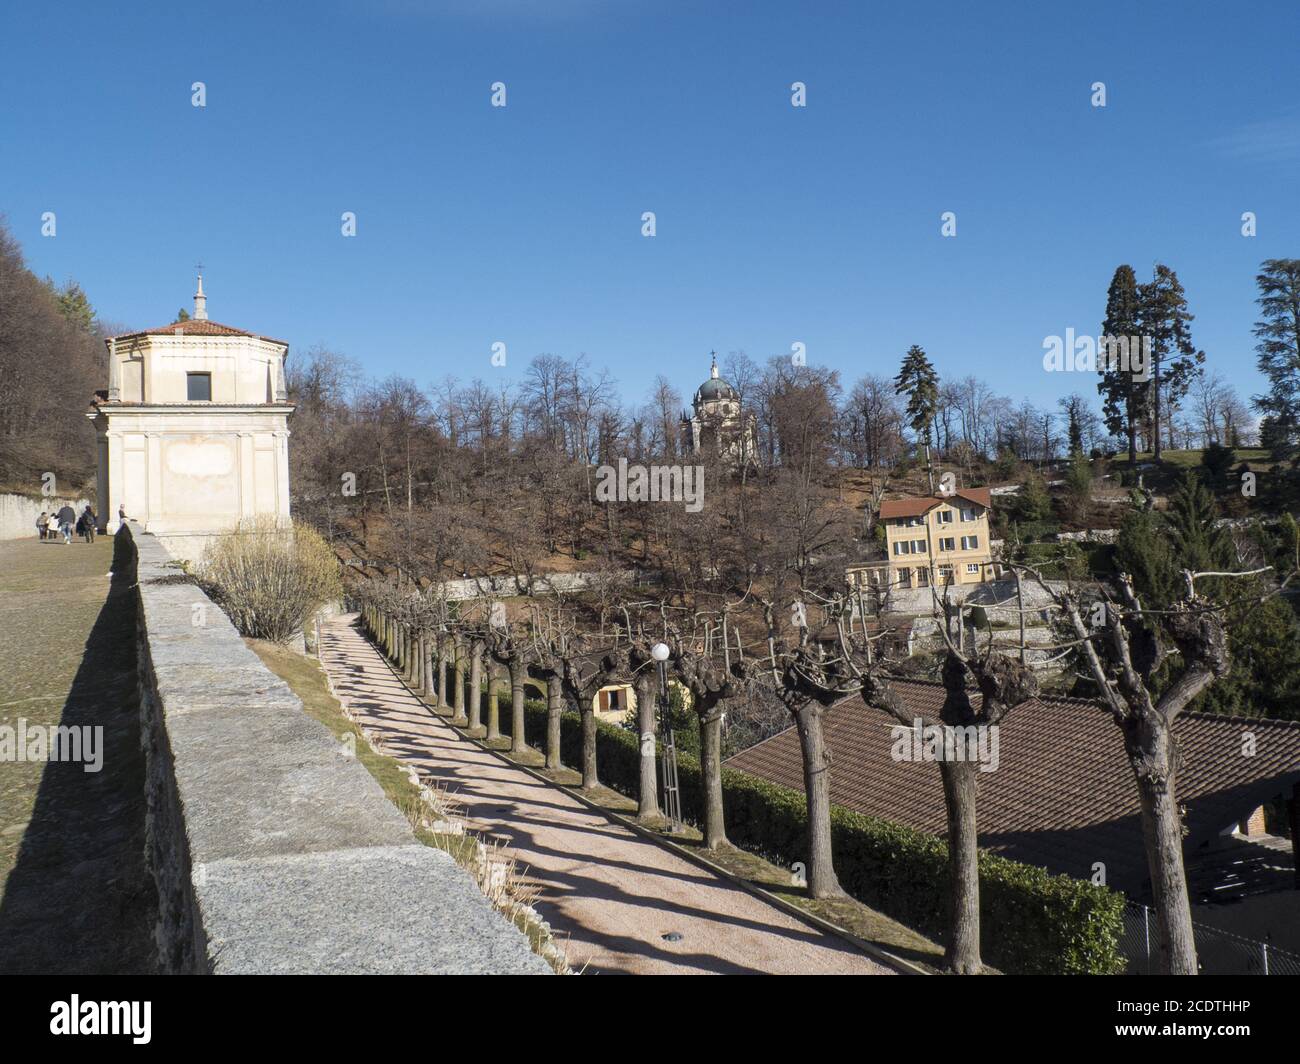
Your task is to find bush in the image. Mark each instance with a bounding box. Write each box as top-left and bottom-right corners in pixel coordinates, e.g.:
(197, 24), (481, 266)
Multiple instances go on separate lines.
(1201, 442), (1235, 486)
(500, 699), (1124, 974)
(198, 516), (341, 642)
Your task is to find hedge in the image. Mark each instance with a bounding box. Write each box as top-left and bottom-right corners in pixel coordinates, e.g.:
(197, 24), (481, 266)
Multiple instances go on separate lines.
(499, 699), (1125, 974)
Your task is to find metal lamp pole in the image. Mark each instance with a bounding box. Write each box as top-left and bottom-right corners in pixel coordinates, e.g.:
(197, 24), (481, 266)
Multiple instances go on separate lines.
(651, 642), (682, 833)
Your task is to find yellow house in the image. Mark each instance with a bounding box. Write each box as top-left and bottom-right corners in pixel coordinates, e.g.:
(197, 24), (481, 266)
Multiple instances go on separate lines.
(848, 487), (996, 596)
(593, 683), (636, 724)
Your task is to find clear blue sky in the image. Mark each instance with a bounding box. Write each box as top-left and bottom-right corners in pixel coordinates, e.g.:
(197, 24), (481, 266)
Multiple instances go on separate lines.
(3, 0), (1298, 412)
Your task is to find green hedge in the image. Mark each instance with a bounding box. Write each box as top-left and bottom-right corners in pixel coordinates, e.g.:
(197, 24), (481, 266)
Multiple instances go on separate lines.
(501, 700), (1125, 974)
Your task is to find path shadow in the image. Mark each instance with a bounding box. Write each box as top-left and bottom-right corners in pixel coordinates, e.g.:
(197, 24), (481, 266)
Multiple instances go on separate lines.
(0, 530), (157, 973)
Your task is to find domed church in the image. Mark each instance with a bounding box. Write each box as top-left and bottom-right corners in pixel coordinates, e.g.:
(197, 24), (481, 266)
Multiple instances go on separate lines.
(680, 353), (756, 464)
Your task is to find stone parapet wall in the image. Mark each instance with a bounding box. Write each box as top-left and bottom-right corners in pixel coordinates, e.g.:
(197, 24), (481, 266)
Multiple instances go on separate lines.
(123, 521), (549, 974)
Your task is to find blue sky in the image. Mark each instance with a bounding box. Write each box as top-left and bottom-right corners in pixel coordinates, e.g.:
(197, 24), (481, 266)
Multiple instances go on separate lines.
(3, 0), (1298, 413)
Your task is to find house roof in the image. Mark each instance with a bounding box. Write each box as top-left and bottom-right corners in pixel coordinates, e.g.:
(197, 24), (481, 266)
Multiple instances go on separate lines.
(105, 318), (288, 347)
(724, 679), (1300, 897)
(879, 487), (992, 520)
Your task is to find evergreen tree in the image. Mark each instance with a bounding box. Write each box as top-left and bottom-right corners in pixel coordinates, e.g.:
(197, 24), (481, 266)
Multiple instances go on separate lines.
(41, 278), (96, 333)
(1114, 502), (1179, 608)
(1099, 264), (1145, 463)
(1064, 450), (1092, 519)
(893, 344), (938, 450)
(176, 307), (191, 322)
(1251, 258), (1300, 459)
(893, 345), (939, 487)
(1165, 471), (1230, 574)
(1139, 265), (1204, 461)
(1200, 441), (1234, 486)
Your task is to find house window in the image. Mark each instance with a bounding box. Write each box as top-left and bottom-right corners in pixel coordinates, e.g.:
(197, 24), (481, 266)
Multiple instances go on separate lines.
(916, 567), (929, 587)
(938, 565), (954, 584)
(938, 537), (955, 552)
(937, 509), (953, 524)
(187, 372), (212, 401)
(966, 563), (981, 575)
(897, 568), (912, 589)
(961, 535), (979, 550)
(904, 516), (924, 527)
(960, 507), (978, 521)
(913, 539), (926, 553)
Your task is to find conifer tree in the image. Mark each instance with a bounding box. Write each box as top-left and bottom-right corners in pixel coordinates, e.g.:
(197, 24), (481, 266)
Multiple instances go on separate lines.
(1099, 265), (1144, 463)
(893, 345), (939, 483)
(1140, 265), (1204, 461)
(1251, 258), (1300, 459)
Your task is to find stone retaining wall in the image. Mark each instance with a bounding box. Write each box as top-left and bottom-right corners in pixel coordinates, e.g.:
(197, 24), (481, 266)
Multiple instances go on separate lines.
(123, 522), (549, 974)
(0, 492), (91, 540)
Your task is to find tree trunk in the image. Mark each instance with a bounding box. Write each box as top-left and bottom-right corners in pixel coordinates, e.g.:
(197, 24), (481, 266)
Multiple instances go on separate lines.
(1127, 718), (1198, 974)
(792, 702), (844, 898)
(467, 645), (482, 733)
(422, 635), (434, 699)
(546, 675), (563, 770)
(509, 660), (529, 753)
(486, 676), (502, 741)
(437, 648), (448, 709)
(699, 711), (727, 850)
(452, 642), (467, 725)
(580, 707), (598, 790)
(939, 759), (983, 974)
(635, 677), (660, 820)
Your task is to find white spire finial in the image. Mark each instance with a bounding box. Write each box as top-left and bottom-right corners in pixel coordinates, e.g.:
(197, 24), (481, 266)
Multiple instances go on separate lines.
(194, 265), (208, 320)
(710, 350), (719, 379)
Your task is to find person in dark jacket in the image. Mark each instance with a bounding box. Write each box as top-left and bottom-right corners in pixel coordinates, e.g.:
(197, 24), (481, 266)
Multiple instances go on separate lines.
(80, 505), (97, 543)
(56, 503), (76, 545)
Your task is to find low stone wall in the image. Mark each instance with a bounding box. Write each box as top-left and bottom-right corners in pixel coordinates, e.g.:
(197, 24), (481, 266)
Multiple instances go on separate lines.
(123, 522), (549, 974)
(0, 492), (91, 540)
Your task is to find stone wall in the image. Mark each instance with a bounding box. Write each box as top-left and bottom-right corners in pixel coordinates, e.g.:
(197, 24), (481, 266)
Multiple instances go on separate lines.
(0, 492), (91, 540)
(123, 522), (549, 974)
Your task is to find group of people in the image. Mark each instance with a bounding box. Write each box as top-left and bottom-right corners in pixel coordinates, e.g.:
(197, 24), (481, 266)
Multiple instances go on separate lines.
(36, 504), (98, 545)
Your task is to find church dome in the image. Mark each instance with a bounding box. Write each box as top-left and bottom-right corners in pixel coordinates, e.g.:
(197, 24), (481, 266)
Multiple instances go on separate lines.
(694, 354), (738, 404)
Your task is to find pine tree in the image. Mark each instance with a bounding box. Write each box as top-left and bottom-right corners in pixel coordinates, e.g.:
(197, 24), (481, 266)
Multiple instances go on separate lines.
(1099, 264), (1145, 463)
(1251, 258), (1300, 459)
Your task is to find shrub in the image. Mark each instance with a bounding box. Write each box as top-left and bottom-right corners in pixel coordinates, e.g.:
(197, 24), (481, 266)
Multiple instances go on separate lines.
(198, 516), (341, 642)
(499, 699), (1125, 974)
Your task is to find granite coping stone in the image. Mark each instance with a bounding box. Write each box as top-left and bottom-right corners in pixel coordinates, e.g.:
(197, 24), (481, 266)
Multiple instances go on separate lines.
(196, 845), (553, 974)
(127, 523), (548, 975)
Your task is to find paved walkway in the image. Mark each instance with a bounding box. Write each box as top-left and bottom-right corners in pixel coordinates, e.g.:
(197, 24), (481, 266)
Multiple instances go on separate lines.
(318, 614), (891, 975)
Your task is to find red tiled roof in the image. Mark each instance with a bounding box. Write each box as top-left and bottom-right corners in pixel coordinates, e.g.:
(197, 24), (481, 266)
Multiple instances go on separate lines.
(724, 680), (1300, 896)
(106, 319), (288, 346)
(878, 487), (992, 520)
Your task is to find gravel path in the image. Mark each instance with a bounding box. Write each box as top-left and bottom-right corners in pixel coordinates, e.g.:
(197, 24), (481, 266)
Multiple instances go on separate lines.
(319, 614), (891, 976)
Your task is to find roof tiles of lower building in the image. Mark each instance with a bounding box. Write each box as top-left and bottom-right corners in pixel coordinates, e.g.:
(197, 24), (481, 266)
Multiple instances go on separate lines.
(724, 679), (1300, 897)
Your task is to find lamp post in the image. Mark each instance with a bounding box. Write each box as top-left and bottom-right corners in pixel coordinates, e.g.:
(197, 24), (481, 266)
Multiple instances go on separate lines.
(651, 641), (682, 833)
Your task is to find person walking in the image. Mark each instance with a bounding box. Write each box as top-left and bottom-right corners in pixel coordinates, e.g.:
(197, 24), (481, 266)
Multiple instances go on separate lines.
(56, 503), (76, 545)
(81, 505), (97, 543)
(36, 512), (49, 540)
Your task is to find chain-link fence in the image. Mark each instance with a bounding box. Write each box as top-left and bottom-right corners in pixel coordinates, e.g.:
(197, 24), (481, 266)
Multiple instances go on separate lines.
(1120, 901), (1300, 974)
